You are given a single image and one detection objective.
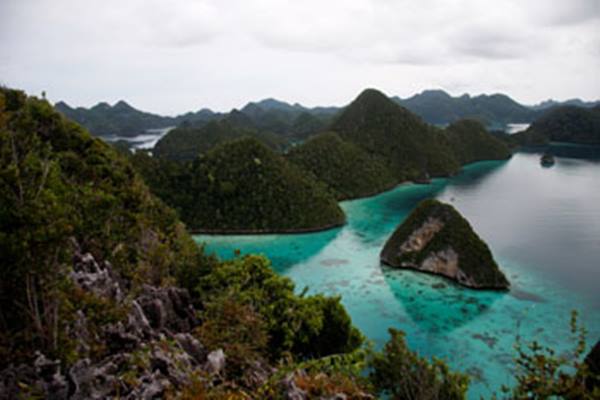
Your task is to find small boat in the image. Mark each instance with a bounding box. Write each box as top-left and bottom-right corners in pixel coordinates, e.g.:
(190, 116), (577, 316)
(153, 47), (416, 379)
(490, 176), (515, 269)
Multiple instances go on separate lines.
(540, 153), (555, 167)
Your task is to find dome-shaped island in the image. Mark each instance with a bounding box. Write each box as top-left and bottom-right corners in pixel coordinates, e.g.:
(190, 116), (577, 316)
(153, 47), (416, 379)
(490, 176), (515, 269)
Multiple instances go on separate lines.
(380, 199), (510, 290)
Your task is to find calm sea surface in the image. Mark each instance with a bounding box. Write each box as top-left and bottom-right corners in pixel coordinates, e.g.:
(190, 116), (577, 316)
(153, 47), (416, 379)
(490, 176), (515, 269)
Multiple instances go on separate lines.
(195, 147), (600, 398)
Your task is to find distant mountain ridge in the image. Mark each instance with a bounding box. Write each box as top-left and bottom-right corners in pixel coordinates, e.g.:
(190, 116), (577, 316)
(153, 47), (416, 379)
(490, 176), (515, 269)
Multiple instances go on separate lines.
(529, 98), (600, 110)
(55, 91), (599, 139)
(393, 90), (534, 128)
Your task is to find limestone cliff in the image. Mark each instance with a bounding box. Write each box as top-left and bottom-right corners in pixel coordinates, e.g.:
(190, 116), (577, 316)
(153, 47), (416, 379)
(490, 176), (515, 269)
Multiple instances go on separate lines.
(380, 199), (509, 290)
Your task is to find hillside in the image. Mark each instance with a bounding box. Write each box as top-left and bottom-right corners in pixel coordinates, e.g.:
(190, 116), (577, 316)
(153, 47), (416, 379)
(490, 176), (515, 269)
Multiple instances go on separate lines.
(0, 87), (205, 362)
(520, 106), (600, 145)
(153, 118), (289, 161)
(0, 87), (371, 398)
(139, 137), (345, 232)
(381, 199), (510, 290)
(444, 119), (512, 164)
(394, 90), (536, 128)
(331, 88), (461, 181)
(287, 132), (397, 200)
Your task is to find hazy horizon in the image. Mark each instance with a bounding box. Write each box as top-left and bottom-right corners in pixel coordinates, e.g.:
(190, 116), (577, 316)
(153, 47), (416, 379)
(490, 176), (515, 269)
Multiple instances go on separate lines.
(1, 0), (599, 115)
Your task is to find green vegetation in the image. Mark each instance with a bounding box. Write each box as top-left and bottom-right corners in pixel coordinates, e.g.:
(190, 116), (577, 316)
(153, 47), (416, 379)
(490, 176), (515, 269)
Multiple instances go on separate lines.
(153, 119), (289, 161)
(136, 137), (345, 232)
(195, 255), (363, 361)
(0, 87), (364, 396)
(496, 311), (600, 399)
(517, 105), (600, 145)
(369, 328), (470, 399)
(0, 87), (203, 362)
(287, 131), (397, 200)
(381, 199), (509, 289)
(332, 88), (461, 181)
(444, 119), (512, 164)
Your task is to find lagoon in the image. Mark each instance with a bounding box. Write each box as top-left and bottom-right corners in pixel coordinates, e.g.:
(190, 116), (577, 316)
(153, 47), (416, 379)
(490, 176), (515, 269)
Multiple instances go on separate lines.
(195, 149), (600, 398)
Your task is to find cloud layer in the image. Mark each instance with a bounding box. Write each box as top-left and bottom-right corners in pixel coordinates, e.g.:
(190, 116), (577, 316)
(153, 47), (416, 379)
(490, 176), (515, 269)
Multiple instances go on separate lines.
(1, 0), (598, 113)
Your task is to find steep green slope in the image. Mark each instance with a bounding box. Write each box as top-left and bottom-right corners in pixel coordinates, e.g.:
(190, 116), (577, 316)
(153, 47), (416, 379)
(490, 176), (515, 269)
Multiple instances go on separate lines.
(0, 89), (367, 398)
(287, 132), (397, 200)
(381, 199), (509, 290)
(140, 137), (345, 232)
(444, 119), (512, 164)
(332, 89), (461, 181)
(0, 87), (204, 359)
(523, 106), (600, 145)
(153, 118), (288, 161)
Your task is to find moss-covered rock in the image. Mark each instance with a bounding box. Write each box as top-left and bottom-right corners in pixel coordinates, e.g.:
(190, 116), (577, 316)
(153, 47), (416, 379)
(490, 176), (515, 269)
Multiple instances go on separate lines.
(380, 199), (509, 290)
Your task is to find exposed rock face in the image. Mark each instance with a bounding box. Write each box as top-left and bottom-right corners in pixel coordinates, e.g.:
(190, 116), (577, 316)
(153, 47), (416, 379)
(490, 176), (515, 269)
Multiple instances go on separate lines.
(0, 245), (218, 400)
(400, 217), (444, 253)
(381, 199), (509, 290)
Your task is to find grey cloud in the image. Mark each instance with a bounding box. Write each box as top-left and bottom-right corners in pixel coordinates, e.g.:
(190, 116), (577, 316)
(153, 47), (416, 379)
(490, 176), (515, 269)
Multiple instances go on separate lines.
(450, 29), (536, 60)
(535, 0), (600, 26)
(0, 0), (598, 112)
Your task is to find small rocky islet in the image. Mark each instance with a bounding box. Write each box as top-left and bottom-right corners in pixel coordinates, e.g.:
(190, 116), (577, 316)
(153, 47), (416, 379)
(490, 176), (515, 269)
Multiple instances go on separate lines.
(380, 199), (510, 290)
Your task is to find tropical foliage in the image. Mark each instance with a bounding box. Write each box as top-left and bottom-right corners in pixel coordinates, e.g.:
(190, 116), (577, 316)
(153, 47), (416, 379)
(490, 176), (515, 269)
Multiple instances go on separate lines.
(331, 88), (461, 181)
(137, 137), (345, 232)
(444, 119), (512, 164)
(520, 105), (600, 145)
(0, 87), (204, 363)
(153, 118), (289, 161)
(287, 131), (397, 200)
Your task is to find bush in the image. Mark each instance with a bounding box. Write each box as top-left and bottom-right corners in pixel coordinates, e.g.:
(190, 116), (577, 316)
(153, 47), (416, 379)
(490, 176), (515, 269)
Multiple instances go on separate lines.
(194, 254), (363, 361)
(369, 328), (469, 400)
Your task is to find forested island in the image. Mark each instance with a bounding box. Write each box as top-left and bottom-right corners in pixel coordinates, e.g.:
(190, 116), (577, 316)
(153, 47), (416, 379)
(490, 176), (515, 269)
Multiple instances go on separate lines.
(514, 105), (600, 145)
(381, 199), (510, 290)
(136, 137), (345, 233)
(134, 88), (511, 231)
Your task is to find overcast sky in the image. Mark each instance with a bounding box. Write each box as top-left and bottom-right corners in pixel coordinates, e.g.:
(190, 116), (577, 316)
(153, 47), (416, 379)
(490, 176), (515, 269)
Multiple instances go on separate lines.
(1, 0), (599, 115)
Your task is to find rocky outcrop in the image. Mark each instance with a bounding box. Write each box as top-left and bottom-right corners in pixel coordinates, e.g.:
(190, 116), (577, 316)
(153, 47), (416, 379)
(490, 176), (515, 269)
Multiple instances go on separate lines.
(381, 199), (509, 290)
(0, 245), (218, 400)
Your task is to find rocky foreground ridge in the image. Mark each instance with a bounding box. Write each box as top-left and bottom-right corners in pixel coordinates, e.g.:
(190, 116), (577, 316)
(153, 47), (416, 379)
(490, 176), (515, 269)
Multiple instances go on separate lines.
(380, 199), (509, 290)
(0, 242), (219, 399)
(0, 242), (368, 400)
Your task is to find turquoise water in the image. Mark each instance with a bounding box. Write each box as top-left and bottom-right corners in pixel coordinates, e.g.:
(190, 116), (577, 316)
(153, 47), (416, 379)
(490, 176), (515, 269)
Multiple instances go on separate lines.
(194, 150), (600, 398)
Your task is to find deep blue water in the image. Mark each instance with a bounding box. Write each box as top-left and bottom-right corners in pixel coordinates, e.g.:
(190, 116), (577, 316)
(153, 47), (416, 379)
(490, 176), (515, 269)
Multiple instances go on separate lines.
(195, 148), (600, 398)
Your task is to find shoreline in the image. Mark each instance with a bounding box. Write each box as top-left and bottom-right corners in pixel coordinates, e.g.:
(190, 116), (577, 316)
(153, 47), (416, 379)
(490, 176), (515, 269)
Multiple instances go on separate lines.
(190, 221), (345, 236)
(190, 158), (511, 237)
(380, 259), (510, 291)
